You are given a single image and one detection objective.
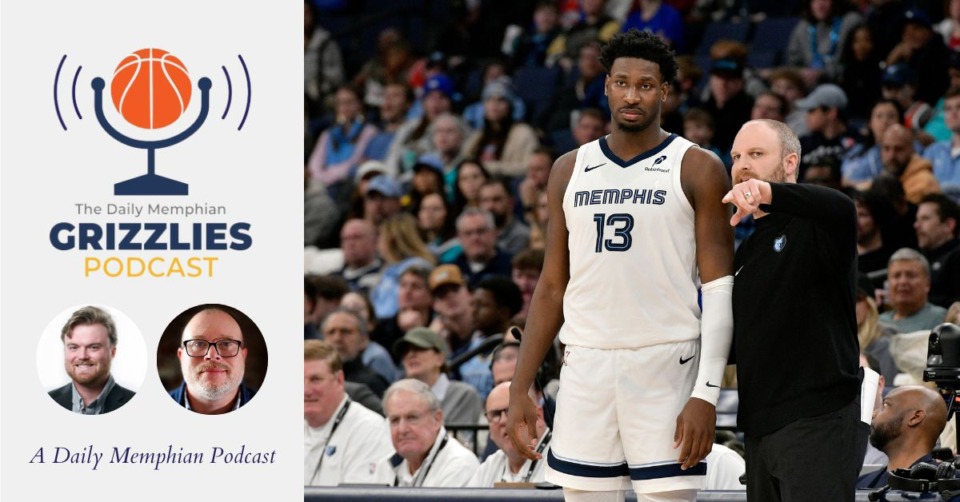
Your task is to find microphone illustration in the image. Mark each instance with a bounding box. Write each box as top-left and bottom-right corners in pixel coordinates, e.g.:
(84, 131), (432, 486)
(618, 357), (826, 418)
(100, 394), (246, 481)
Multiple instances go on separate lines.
(91, 48), (210, 196)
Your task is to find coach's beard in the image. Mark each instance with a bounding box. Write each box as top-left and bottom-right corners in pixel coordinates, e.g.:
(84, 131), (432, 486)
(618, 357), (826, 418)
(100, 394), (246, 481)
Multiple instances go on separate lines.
(188, 362), (243, 401)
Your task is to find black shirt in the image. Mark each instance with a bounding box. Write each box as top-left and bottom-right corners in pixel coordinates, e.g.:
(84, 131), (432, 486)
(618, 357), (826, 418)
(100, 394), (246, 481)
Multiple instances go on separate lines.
(924, 238), (960, 308)
(732, 183), (861, 437)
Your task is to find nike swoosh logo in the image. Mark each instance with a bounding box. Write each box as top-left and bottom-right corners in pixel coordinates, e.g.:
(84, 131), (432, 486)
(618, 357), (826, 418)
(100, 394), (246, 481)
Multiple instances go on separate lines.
(706, 382), (720, 388)
(735, 266), (743, 277)
(679, 355), (695, 364)
(584, 162), (607, 172)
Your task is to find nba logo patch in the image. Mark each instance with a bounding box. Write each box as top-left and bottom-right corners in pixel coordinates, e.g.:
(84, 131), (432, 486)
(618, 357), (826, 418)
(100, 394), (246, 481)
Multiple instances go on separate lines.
(773, 235), (787, 253)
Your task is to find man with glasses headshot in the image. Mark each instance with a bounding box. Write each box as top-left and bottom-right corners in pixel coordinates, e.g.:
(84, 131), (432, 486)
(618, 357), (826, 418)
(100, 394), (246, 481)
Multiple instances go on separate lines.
(169, 308), (256, 414)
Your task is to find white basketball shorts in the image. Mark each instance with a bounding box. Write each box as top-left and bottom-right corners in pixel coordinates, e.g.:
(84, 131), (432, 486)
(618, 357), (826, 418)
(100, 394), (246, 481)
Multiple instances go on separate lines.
(545, 341), (706, 495)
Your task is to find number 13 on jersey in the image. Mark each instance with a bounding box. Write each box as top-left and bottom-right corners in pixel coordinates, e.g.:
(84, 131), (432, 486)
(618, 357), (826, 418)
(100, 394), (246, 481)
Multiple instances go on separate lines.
(593, 213), (634, 252)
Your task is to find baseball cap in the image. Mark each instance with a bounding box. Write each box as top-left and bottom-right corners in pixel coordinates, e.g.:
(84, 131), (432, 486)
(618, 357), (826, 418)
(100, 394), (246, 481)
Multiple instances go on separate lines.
(413, 154), (445, 176)
(710, 58), (744, 78)
(393, 327), (449, 357)
(424, 74), (454, 100)
(428, 264), (466, 292)
(795, 84), (848, 111)
(903, 8), (932, 29)
(354, 160), (387, 184)
(881, 64), (917, 88)
(364, 175), (403, 198)
(482, 78), (516, 102)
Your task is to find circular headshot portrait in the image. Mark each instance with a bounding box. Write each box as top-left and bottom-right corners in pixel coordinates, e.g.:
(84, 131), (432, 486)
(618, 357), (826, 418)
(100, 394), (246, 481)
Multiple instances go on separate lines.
(158, 304), (267, 415)
(37, 304), (147, 415)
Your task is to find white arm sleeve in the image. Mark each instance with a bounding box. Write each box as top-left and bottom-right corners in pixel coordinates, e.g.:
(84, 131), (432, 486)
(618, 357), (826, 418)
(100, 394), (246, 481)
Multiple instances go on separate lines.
(690, 275), (734, 406)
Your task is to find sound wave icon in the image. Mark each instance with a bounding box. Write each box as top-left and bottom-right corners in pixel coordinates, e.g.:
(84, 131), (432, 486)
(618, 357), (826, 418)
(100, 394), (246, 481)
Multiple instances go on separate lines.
(53, 53), (252, 131)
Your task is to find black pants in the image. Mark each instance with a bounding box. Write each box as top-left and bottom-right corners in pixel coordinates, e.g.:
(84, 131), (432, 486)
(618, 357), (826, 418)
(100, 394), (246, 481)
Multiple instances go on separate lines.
(745, 399), (862, 502)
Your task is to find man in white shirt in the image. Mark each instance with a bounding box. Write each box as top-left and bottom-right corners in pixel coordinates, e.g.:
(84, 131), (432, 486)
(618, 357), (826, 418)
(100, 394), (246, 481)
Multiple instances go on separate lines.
(304, 340), (392, 486)
(373, 379), (479, 486)
(468, 381), (551, 487)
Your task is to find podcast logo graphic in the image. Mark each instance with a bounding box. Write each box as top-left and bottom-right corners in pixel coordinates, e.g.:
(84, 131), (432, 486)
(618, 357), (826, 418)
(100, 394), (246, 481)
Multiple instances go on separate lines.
(53, 48), (253, 196)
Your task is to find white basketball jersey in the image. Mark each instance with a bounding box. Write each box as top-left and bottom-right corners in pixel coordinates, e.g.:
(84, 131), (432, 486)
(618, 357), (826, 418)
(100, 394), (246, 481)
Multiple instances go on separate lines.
(559, 134), (701, 349)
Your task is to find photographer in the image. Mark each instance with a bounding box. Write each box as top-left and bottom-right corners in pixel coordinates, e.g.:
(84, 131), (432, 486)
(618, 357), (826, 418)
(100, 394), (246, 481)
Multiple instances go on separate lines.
(857, 386), (948, 488)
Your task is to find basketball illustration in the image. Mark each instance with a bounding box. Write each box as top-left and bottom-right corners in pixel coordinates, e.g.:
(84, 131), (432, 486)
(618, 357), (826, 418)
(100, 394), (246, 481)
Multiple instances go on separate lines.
(110, 48), (192, 129)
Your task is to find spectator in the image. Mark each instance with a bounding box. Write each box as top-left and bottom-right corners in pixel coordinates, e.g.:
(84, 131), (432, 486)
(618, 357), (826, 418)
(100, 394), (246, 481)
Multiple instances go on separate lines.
(453, 159), (492, 216)
(553, 108), (606, 157)
(802, 157), (843, 190)
(698, 41), (754, 154)
(853, 189), (897, 276)
(550, 0), (622, 65)
(843, 99), (905, 187)
(307, 84), (379, 196)
(305, 277), (321, 340)
(796, 84), (859, 177)
(363, 175), (405, 227)
(462, 79), (540, 178)
(405, 157), (446, 214)
(856, 386), (948, 488)
(394, 327), (483, 432)
(417, 192), (461, 262)
(750, 91), (788, 123)
(937, 0), (960, 50)
(304, 340), (393, 486)
(369, 214), (435, 320)
(372, 265), (435, 355)
(445, 208), (514, 288)
(467, 381), (551, 486)
(372, 379), (480, 487)
(921, 53), (960, 143)
(518, 147), (556, 222)
(480, 178), (531, 255)
(304, 1), (344, 120)
(545, 42), (608, 133)
(427, 265), (476, 356)
(527, 188), (550, 251)
(915, 193), (960, 307)
(365, 83), (415, 161)
(768, 67), (810, 137)
(306, 275), (350, 335)
(856, 274), (899, 383)
(425, 113), (471, 195)
(839, 24), (883, 124)
(509, 0), (563, 69)
(341, 292), (401, 383)
(353, 28), (419, 109)
(880, 124), (940, 204)
(322, 309), (390, 398)
(459, 277), (523, 400)
(880, 248), (949, 332)
(683, 108), (728, 167)
(385, 74), (454, 177)
(344, 160), (389, 222)
(786, 0), (862, 83)
(335, 219), (383, 296)
(881, 64), (933, 132)
(922, 86), (960, 193)
(512, 249), (545, 324)
(621, 0), (685, 52)
(886, 8), (951, 107)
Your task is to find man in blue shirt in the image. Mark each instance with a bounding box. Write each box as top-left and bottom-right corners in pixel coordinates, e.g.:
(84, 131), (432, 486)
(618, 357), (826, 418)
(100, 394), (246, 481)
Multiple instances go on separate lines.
(923, 86), (960, 198)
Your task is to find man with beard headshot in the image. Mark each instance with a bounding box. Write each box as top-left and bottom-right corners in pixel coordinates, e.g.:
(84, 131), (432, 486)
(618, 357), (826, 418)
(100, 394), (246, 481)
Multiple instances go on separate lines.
(49, 306), (135, 414)
(857, 386), (949, 488)
(169, 308), (256, 414)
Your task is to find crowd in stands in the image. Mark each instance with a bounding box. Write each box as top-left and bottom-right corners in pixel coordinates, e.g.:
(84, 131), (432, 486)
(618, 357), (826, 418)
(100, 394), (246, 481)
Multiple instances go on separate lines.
(304, 0), (960, 492)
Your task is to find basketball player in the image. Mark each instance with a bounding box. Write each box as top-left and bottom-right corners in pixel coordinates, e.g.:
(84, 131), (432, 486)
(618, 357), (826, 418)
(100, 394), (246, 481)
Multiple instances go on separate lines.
(507, 30), (734, 502)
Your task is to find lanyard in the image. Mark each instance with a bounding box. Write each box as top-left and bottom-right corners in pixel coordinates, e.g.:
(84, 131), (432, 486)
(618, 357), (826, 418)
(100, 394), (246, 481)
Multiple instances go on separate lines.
(809, 17), (842, 69)
(395, 436), (449, 487)
(310, 399), (351, 483)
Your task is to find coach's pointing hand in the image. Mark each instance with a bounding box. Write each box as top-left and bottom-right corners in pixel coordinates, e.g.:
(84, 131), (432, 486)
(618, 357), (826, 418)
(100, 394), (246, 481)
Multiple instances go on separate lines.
(674, 397), (715, 470)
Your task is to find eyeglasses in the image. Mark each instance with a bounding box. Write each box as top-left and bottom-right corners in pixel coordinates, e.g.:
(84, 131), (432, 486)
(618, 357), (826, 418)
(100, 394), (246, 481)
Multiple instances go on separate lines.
(182, 339), (243, 358)
(485, 407), (509, 423)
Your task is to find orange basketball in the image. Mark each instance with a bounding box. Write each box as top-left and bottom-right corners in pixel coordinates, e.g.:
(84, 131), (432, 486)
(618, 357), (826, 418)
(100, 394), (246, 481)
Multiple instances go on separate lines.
(110, 48), (192, 129)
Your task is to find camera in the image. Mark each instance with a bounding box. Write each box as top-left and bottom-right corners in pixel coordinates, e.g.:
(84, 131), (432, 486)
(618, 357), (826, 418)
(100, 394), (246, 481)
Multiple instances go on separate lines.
(924, 324), (960, 391)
